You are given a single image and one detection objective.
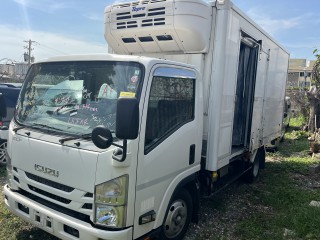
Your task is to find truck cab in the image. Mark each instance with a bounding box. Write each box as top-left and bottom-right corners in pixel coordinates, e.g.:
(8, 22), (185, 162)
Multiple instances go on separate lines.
(4, 54), (203, 239)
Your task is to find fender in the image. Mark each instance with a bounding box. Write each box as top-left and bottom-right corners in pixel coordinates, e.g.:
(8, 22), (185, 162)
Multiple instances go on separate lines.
(153, 165), (200, 228)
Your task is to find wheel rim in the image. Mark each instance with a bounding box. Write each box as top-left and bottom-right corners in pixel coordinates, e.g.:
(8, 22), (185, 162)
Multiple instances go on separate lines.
(0, 142), (7, 164)
(164, 199), (188, 239)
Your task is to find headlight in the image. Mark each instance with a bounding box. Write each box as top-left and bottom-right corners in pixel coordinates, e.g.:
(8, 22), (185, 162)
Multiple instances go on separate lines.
(94, 175), (128, 228)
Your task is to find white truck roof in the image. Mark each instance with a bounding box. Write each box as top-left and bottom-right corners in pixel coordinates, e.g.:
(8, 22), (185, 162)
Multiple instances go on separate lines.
(36, 53), (144, 63)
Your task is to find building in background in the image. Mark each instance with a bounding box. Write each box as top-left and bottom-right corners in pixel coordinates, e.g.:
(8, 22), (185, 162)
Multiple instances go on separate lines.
(287, 58), (315, 89)
(14, 62), (29, 80)
(0, 63), (15, 82)
(0, 62), (29, 83)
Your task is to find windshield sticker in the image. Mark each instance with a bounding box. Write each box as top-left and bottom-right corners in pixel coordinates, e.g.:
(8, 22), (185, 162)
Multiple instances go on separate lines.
(131, 75), (138, 83)
(120, 92), (136, 98)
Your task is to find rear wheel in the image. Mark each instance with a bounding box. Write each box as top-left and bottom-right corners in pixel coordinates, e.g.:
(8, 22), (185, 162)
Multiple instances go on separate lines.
(243, 147), (265, 183)
(160, 189), (192, 240)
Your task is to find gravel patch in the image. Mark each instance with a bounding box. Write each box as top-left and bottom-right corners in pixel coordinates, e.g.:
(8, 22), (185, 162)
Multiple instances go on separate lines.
(184, 181), (256, 240)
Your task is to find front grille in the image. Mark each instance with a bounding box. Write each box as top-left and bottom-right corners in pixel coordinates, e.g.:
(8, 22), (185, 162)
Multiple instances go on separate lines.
(19, 188), (91, 223)
(28, 185), (71, 204)
(25, 172), (74, 192)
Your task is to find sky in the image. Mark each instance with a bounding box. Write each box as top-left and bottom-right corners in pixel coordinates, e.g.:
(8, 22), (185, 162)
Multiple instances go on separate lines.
(0, 0), (319, 64)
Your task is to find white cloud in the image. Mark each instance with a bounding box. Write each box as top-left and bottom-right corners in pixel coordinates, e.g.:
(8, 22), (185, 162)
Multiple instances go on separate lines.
(12, 0), (74, 13)
(246, 8), (301, 36)
(83, 12), (102, 21)
(0, 25), (107, 62)
(113, 0), (131, 4)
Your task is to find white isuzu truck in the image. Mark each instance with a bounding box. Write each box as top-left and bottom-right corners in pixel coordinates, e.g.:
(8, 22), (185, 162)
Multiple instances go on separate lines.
(4, 0), (289, 239)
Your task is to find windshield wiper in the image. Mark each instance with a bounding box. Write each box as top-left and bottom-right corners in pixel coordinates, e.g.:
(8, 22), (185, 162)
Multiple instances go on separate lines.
(14, 123), (61, 134)
(29, 123), (62, 132)
(59, 133), (92, 144)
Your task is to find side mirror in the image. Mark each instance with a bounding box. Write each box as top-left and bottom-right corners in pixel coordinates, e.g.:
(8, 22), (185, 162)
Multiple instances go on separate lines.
(92, 126), (113, 149)
(116, 97), (139, 140)
(0, 93), (7, 118)
(91, 98), (139, 162)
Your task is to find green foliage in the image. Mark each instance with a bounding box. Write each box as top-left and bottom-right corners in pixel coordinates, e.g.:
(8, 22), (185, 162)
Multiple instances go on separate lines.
(289, 115), (306, 128)
(313, 48), (320, 59)
(312, 48), (320, 84)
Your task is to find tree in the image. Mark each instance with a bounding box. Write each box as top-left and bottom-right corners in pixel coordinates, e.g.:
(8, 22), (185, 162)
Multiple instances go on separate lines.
(308, 49), (320, 132)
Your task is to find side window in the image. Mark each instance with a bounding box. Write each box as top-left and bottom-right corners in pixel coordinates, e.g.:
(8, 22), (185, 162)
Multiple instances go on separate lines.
(145, 71), (195, 153)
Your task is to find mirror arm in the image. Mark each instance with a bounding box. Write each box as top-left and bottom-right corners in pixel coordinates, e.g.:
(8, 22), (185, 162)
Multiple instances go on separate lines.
(111, 139), (127, 162)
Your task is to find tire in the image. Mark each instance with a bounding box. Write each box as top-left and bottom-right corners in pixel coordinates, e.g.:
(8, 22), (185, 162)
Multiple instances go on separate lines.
(243, 147), (265, 183)
(160, 189), (193, 240)
(0, 141), (7, 166)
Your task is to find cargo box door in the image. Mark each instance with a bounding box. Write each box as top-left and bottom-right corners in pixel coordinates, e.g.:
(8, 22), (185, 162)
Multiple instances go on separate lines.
(232, 35), (259, 151)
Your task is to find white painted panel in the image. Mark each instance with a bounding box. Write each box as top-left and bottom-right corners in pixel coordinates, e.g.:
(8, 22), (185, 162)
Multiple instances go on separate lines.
(218, 126), (232, 157)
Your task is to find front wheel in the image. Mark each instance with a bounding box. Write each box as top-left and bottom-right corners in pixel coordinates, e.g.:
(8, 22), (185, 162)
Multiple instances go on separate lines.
(160, 189), (193, 240)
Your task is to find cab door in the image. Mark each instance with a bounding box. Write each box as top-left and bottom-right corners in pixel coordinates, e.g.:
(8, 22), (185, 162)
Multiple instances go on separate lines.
(133, 65), (202, 239)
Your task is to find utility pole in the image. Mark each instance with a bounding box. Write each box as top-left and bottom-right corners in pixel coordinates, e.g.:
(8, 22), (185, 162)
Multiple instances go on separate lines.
(24, 39), (36, 66)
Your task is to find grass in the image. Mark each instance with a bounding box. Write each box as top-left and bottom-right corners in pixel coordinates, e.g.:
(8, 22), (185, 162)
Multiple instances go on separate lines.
(236, 117), (320, 240)
(0, 165), (5, 178)
(1, 117), (320, 240)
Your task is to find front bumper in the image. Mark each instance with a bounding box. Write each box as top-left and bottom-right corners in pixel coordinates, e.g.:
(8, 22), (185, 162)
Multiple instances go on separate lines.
(3, 184), (133, 240)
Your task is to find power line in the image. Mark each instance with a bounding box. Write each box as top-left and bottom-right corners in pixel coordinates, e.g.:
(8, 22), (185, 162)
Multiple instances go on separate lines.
(37, 43), (68, 55)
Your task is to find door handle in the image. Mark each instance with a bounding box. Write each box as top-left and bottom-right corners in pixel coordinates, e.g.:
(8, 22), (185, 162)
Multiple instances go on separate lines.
(189, 144), (195, 165)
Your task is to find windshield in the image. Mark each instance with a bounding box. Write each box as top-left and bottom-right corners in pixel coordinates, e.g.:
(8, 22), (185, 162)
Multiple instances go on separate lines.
(15, 61), (144, 135)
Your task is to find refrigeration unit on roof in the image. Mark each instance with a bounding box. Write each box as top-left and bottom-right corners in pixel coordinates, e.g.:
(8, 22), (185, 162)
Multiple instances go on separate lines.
(104, 0), (212, 54)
